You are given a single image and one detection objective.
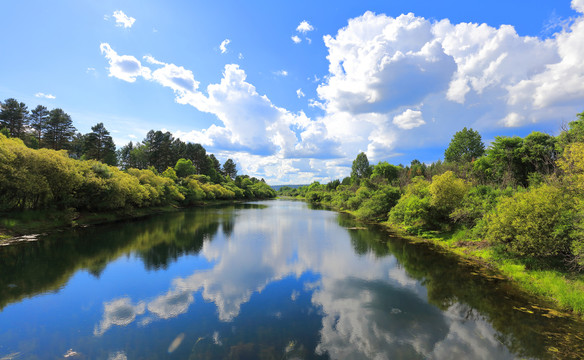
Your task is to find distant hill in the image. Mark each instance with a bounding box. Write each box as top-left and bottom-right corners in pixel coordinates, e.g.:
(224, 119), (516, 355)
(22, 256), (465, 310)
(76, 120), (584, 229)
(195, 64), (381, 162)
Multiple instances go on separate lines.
(270, 184), (308, 191)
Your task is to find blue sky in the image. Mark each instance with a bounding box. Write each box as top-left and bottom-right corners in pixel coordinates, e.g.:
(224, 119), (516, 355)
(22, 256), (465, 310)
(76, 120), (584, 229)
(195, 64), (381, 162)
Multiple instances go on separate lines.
(2, 0), (584, 184)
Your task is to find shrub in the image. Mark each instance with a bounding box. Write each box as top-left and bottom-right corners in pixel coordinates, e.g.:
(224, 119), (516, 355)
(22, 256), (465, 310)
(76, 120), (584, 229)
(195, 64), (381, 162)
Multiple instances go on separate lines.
(356, 186), (401, 220)
(484, 184), (577, 257)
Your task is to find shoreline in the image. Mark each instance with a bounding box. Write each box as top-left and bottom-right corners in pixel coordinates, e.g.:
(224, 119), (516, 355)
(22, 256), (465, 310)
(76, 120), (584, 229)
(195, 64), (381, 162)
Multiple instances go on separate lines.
(3, 197), (583, 319)
(309, 199), (584, 319)
(0, 199), (269, 241)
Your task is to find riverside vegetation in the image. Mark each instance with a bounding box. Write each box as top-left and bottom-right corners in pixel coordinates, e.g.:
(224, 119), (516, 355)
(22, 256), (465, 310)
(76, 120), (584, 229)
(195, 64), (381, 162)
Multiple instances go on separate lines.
(280, 112), (584, 316)
(0, 98), (275, 235)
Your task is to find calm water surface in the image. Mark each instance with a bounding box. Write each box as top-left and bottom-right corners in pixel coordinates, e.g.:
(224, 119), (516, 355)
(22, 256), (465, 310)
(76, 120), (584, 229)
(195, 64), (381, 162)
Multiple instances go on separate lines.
(1, 200), (583, 359)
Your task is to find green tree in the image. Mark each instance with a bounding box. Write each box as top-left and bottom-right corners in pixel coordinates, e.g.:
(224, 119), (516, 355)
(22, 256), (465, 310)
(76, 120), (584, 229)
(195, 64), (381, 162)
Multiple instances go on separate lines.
(174, 158), (196, 178)
(557, 112), (584, 152)
(184, 143), (209, 174)
(0, 98), (29, 138)
(444, 127), (485, 163)
(371, 161), (400, 184)
(485, 136), (525, 187)
(43, 108), (76, 150)
(84, 123), (117, 165)
(68, 133), (86, 159)
(144, 130), (175, 172)
(222, 158), (237, 180)
(29, 105), (49, 145)
(206, 154), (223, 183)
(520, 131), (557, 177)
(351, 152), (372, 182)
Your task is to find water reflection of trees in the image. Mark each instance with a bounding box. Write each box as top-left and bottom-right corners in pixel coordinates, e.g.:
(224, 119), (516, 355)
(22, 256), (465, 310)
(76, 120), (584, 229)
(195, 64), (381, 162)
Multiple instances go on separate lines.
(341, 214), (584, 359)
(0, 203), (265, 310)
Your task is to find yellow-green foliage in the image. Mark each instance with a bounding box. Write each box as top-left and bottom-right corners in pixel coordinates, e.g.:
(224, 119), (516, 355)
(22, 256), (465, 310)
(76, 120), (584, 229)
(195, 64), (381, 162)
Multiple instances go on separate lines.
(388, 177), (432, 227)
(77, 161), (147, 210)
(0, 134), (273, 212)
(484, 184), (577, 257)
(429, 171), (469, 214)
(0, 134), (82, 209)
(559, 143), (584, 195)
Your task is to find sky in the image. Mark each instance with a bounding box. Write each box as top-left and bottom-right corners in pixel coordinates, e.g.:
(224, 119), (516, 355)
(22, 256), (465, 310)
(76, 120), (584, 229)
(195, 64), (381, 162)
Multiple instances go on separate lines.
(2, 0), (584, 185)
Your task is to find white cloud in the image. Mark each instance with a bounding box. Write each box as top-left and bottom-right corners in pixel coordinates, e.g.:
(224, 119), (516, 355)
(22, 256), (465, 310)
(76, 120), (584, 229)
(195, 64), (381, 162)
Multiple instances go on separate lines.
(392, 109), (425, 130)
(296, 20), (314, 33)
(318, 12), (456, 115)
(93, 202), (517, 359)
(296, 88), (305, 98)
(100, 43), (151, 83)
(148, 290), (193, 319)
(274, 69), (288, 77)
(143, 55), (165, 65)
(94, 297), (145, 336)
(100, 7), (584, 183)
(34, 92), (56, 99)
(499, 112), (526, 127)
(112, 10), (136, 28)
(220, 39), (230, 54)
(238, 53), (244, 59)
(574, 0), (584, 13)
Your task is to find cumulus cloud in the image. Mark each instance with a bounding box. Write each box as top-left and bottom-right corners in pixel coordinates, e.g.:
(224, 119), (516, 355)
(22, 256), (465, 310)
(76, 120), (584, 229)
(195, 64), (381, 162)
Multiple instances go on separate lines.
(34, 92), (55, 99)
(100, 7), (584, 183)
(392, 109), (425, 130)
(296, 20), (314, 33)
(220, 39), (230, 54)
(574, 0), (584, 13)
(100, 43), (151, 82)
(296, 88), (305, 98)
(112, 10), (135, 28)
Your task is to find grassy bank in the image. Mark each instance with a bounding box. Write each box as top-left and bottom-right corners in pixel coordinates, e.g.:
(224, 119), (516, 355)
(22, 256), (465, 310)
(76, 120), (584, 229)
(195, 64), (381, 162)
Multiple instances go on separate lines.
(383, 223), (584, 317)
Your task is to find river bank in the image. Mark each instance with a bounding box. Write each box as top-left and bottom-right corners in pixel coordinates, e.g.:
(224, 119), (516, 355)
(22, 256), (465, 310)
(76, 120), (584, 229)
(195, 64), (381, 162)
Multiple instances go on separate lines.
(0, 199), (267, 241)
(309, 201), (584, 319)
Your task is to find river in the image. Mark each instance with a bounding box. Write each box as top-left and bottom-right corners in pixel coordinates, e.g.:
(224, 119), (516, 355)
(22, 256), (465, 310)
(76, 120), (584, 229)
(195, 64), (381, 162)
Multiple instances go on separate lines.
(0, 200), (583, 359)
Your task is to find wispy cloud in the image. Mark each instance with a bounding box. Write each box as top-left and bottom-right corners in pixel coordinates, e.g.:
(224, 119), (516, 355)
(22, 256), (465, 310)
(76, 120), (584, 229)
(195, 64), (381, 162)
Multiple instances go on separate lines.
(296, 88), (305, 98)
(274, 70), (288, 77)
(34, 92), (56, 99)
(112, 10), (136, 28)
(220, 39), (231, 54)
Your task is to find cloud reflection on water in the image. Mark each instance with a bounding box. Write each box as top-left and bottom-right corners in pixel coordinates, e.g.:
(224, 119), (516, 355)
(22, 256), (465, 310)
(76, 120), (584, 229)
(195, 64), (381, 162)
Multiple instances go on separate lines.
(93, 201), (516, 358)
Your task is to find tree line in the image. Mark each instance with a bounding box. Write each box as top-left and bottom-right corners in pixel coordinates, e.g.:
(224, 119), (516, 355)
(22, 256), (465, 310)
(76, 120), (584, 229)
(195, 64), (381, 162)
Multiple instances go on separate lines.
(0, 98), (240, 180)
(0, 98), (275, 212)
(282, 112), (584, 270)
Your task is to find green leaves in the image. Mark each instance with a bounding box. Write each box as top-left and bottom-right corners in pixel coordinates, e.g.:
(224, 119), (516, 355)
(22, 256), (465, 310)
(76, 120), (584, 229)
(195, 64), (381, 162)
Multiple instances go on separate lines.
(444, 127), (485, 164)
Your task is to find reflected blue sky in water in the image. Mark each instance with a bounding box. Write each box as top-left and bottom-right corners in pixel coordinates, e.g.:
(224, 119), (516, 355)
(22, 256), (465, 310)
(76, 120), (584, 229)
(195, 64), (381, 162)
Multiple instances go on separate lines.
(0, 201), (533, 358)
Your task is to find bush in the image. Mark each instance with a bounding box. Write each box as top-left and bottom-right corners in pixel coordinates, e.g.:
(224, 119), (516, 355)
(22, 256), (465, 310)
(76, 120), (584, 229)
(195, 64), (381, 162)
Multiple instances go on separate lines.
(356, 186), (401, 220)
(484, 184), (577, 257)
(388, 178), (432, 227)
(450, 185), (514, 227)
(429, 171), (469, 216)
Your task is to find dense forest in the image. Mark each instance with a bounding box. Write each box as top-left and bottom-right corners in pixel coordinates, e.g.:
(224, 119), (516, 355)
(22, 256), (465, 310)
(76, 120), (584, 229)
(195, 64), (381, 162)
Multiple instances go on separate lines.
(0, 97), (275, 213)
(281, 113), (584, 272)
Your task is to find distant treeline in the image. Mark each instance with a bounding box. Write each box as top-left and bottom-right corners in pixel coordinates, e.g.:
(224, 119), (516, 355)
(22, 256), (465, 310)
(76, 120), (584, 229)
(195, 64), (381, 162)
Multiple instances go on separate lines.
(0, 98), (275, 212)
(283, 113), (584, 270)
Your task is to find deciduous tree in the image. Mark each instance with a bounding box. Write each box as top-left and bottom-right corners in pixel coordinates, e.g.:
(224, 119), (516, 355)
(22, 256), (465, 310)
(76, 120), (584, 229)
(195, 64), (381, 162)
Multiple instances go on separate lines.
(444, 127), (485, 163)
